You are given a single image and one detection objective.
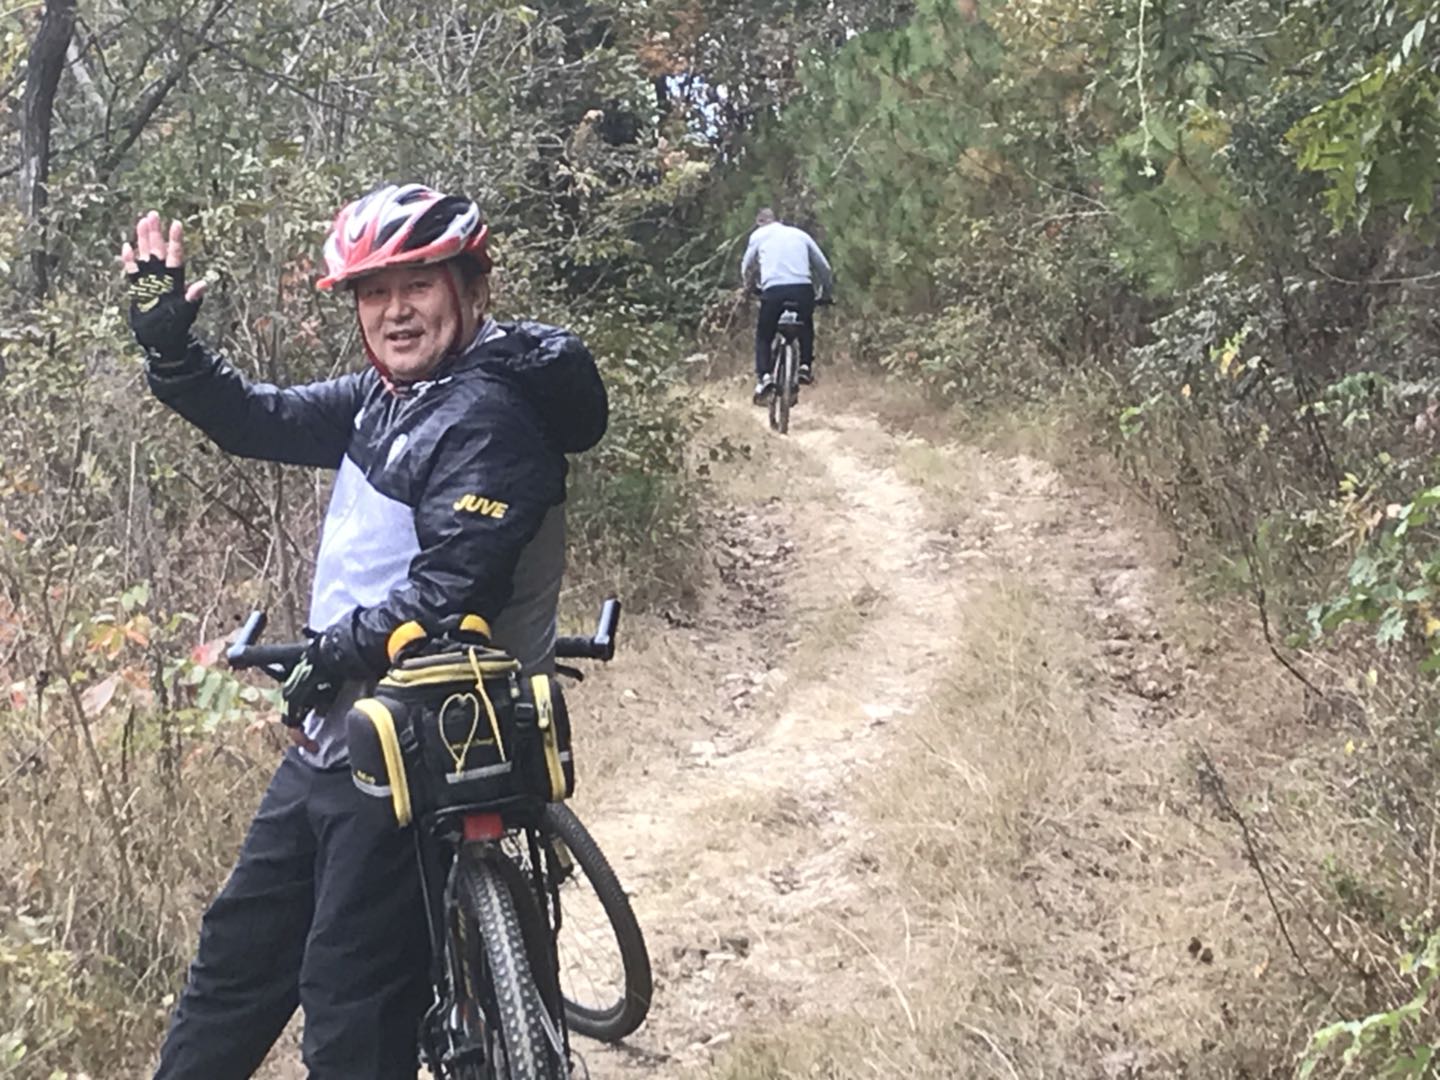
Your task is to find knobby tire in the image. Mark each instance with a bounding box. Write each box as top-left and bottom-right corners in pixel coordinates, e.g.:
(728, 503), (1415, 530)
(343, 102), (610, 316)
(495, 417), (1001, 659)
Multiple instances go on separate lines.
(455, 846), (566, 1080)
(768, 335), (783, 433)
(770, 341), (794, 435)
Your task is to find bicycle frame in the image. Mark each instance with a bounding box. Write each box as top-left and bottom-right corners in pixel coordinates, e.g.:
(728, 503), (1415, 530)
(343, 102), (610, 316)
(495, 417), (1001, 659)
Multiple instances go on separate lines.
(772, 310), (803, 374)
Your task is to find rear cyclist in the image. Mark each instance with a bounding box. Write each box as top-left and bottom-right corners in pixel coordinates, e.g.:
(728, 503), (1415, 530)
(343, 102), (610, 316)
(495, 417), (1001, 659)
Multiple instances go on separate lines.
(740, 207), (834, 403)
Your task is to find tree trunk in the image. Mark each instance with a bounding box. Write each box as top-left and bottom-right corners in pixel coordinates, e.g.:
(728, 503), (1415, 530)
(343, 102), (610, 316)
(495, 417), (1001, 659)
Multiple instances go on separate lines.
(19, 0), (78, 297)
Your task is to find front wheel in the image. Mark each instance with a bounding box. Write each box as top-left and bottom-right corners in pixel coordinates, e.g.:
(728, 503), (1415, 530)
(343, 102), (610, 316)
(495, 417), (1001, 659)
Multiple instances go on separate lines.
(455, 847), (566, 1080)
(544, 804), (652, 1042)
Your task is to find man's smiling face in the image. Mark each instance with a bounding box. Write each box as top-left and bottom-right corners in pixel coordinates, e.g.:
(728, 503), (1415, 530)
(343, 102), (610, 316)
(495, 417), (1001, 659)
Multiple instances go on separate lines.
(355, 264), (464, 381)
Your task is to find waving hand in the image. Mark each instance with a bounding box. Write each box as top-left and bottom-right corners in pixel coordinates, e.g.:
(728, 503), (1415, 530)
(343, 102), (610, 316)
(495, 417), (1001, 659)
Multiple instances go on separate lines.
(120, 212), (208, 365)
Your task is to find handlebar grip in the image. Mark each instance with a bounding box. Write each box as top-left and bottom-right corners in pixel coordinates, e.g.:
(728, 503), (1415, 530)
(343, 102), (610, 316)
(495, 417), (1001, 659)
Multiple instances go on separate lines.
(228, 641), (307, 672)
(555, 635), (600, 660)
(554, 596), (622, 661)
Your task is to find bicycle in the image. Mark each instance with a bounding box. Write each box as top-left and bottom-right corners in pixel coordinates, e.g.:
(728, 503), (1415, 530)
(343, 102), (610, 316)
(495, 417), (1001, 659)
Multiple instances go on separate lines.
(544, 620), (652, 1044)
(226, 599), (651, 1077)
(761, 295), (833, 435)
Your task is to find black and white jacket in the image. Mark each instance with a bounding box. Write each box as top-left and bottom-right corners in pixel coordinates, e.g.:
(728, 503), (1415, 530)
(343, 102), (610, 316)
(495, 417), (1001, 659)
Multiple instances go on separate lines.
(148, 318), (607, 766)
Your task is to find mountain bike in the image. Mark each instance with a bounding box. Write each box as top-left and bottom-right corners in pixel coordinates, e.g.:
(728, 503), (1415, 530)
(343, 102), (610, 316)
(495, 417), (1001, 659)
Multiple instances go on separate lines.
(227, 600), (651, 1076)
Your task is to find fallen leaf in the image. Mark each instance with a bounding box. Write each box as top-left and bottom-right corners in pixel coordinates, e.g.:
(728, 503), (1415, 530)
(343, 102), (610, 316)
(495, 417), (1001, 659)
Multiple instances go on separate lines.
(81, 674), (120, 717)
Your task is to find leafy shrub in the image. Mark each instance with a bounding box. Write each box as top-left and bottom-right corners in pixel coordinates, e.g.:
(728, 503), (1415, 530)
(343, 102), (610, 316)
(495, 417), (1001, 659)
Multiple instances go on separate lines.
(1309, 485), (1440, 668)
(564, 304), (707, 606)
(1301, 930), (1440, 1078)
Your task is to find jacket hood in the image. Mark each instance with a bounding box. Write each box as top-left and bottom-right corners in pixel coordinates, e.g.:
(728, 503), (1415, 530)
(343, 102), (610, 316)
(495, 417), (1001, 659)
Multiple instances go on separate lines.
(454, 321), (608, 454)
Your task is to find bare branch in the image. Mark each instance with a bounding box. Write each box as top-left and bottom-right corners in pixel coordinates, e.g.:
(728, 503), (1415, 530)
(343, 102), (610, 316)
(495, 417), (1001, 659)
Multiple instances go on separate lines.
(94, 0), (235, 180)
(65, 36), (108, 119)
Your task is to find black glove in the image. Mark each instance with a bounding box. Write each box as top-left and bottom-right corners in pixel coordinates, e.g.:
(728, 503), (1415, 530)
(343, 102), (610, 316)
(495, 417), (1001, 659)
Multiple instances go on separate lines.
(280, 634), (342, 728)
(128, 256), (201, 366)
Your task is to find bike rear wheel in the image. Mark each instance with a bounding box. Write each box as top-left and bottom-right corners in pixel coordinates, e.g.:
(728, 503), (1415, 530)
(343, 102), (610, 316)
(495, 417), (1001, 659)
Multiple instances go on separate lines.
(544, 804), (652, 1042)
(454, 846), (566, 1080)
(767, 337), (783, 432)
(770, 342), (794, 434)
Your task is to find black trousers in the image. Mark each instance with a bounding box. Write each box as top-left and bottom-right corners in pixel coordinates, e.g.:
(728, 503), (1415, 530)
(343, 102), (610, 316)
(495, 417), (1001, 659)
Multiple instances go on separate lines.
(154, 751), (431, 1080)
(755, 284), (816, 376)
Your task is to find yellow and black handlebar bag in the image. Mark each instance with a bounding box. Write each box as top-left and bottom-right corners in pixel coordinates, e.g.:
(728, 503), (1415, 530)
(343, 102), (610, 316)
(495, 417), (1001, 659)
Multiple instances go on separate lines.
(345, 646), (575, 829)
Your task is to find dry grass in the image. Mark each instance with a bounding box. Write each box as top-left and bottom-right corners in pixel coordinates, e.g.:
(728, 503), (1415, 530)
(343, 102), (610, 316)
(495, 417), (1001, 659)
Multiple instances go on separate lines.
(0, 708), (279, 1076)
(809, 358), (947, 443)
(695, 561), (1329, 1079)
(893, 441), (987, 533)
(778, 573), (884, 686)
(694, 387), (825, 510)
(700, 578), (1089, 1079)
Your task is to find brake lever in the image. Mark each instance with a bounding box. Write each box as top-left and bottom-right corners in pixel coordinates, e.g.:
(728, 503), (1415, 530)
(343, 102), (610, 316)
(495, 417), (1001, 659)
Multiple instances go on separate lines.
(555, 664), (585, 683)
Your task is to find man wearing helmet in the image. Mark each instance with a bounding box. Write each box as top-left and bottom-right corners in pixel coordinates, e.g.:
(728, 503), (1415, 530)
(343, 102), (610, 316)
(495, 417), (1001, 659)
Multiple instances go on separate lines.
(120, 184), (608, 1079)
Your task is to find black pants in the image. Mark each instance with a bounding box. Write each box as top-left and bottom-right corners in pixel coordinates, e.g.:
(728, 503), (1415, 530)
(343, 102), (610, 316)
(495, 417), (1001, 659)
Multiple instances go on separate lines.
(755, 284), (816, 376)
(154, 751), (431, 1080)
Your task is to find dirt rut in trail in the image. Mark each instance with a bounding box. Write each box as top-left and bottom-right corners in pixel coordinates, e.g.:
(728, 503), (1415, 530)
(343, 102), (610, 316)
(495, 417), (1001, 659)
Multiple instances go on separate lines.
(572, 402), (978, 1073)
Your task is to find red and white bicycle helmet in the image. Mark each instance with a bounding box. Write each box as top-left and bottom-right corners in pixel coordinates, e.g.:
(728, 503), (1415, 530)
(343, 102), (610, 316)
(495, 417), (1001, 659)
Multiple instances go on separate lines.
(316, 183), (491, 291)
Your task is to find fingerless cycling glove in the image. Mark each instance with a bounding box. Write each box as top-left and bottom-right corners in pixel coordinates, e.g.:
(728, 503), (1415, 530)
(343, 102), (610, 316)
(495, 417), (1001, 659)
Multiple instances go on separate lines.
(128, 257), (200, 366)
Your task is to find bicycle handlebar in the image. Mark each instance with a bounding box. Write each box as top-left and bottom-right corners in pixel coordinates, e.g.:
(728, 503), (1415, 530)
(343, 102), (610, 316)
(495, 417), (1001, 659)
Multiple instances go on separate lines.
(224, 597), (623, 680)
(230, 609), (268, 657)
(230, 642), (307, 672)
(556, 597), (621, 661)
(226, 612), (307, 681)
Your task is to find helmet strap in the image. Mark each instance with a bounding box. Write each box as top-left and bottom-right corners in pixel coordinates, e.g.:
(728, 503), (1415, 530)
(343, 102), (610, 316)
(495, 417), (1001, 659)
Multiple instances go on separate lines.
(442, 264), (469, 357)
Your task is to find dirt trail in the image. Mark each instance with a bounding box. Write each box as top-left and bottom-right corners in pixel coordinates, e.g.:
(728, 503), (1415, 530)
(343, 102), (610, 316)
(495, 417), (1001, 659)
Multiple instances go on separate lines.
(563, 376), (1296, 1079)
(575, 401), (982, 1071)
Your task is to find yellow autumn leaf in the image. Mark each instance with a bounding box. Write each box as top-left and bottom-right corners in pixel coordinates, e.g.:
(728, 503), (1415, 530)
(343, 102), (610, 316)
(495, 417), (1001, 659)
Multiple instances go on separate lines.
(1365, 668), (1379, 687)
(1345, 739), (1356, 755)
(1180, 383), (1192, 398)
(1426, 617), (1440, 638)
